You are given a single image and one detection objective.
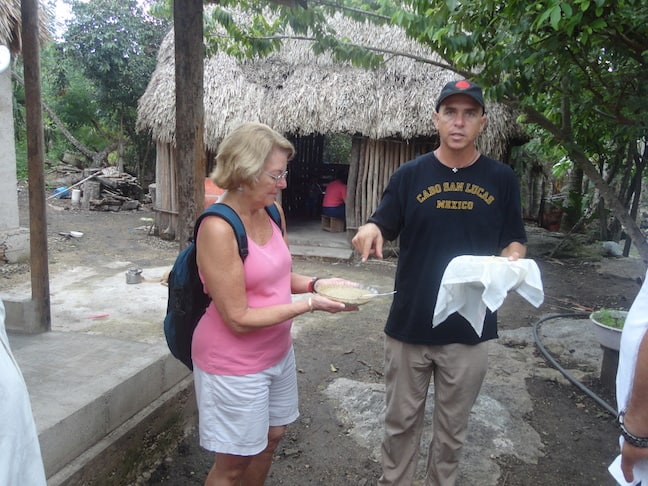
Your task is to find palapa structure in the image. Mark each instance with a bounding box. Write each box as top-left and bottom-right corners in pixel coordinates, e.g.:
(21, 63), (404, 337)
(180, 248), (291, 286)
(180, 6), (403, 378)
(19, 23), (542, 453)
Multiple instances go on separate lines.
(0, 0), (50, 52)
(0, 1), (26, 52)
(137, 12), (529, 239)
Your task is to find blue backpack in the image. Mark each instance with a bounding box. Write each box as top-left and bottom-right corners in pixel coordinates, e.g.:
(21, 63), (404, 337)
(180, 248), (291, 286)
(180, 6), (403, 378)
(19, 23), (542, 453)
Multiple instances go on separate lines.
(164, 202), (282, 370)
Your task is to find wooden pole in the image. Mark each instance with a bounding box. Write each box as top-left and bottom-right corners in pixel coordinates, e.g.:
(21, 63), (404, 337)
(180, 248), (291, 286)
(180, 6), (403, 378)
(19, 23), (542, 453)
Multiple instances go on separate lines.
(346, 137), (360, 230)
(174, 0), (205, 248)
(359, 139), (369, 223)
(21, 0), (51, 332)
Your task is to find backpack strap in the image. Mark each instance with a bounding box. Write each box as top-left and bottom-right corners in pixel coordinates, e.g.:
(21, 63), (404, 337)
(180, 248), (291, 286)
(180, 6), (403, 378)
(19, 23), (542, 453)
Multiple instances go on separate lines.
(265, 203), (284, 235)
(194, 202), (283, 261)
(194, 203), (249, 260)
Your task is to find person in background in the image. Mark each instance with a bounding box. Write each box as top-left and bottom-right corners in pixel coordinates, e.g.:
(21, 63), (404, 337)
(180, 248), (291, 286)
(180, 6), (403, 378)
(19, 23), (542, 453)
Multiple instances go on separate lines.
(352, 79), (527, 485)
(611, 269), (648, 485)
(192, 122), (359, 486)
(0, 299), (47, 485)
(321, 168), (348, 221)
(306, 176), (324, 218)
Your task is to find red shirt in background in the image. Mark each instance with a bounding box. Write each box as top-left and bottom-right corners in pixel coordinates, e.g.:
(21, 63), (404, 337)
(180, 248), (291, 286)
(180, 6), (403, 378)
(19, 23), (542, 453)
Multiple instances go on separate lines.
(322, 179), (347, 207)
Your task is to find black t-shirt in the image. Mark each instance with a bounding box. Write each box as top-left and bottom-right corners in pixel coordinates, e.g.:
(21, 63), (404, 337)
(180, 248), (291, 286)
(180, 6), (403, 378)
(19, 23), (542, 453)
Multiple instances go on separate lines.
(368, 151), (527, 345)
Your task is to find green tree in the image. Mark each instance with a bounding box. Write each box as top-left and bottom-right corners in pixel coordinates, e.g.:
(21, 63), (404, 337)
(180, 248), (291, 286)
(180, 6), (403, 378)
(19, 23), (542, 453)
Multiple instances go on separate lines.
(61, 0), (169, 177)
(40, 44), (105, 156)
(201, 0), (648, 261)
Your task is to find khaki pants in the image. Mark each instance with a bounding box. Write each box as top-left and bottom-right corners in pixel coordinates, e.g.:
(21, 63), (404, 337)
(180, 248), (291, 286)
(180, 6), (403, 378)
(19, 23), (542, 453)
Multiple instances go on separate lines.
(378, 336), (489, 486)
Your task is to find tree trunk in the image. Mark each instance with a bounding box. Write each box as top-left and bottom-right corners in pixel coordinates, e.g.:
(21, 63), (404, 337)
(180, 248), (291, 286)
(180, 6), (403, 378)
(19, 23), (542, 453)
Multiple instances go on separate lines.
(623, 143), (647, 257)
(560, 166), (583, 231)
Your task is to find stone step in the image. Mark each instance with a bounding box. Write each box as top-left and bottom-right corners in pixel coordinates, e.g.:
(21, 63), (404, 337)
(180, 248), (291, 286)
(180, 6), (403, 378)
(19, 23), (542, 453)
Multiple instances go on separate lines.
(290, 244), (354, 261)
(9, 331), (190, 482)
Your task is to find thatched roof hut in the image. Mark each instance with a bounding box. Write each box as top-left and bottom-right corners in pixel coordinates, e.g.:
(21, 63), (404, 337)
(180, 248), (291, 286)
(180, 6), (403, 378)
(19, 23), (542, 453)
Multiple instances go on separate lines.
(0, 1), (24, 51)
(0, 0), (50, 52)
(137, 12), (529, 238)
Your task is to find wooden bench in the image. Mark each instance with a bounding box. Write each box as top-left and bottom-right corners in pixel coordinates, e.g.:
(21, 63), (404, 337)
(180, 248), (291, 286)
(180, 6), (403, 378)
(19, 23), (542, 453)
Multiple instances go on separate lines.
(321, 215), (345, 232)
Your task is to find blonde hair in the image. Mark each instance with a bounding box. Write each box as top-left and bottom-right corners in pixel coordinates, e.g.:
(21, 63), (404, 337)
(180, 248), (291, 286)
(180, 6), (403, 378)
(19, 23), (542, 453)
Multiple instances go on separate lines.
(209, 122), (295, 190)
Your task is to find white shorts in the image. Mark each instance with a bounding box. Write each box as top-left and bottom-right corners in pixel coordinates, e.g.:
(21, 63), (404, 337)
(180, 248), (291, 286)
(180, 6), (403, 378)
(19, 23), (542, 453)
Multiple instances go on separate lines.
(193, 346), (299, 455)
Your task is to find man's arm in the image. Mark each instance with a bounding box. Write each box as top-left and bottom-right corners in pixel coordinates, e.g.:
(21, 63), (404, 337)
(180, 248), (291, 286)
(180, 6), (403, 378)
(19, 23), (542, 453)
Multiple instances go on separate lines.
(351, 223), (384, 262)
(500, 241), (526, 260)
(620, 329), (648, 482)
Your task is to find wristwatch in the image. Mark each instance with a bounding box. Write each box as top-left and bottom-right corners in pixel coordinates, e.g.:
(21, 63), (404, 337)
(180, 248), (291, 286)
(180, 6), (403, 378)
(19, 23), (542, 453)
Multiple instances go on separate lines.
(307, 277), (320, 294)
(618, 410), (648, 448)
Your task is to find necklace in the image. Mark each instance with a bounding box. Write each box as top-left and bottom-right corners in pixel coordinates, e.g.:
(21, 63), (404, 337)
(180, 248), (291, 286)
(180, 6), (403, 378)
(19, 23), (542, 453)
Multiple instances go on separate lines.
(436, 150), (480, 173)
(452, 152), (480, 173)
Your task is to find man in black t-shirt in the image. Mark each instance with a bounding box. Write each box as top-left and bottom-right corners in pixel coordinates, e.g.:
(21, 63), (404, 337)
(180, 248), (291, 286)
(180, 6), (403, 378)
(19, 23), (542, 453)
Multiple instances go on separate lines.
(352, 79), (527, 486)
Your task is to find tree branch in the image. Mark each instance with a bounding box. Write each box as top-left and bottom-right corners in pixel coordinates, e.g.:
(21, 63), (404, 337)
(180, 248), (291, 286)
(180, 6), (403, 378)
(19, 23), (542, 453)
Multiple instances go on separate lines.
(12, 71), (110, 165)
(220, 32), (458, 71)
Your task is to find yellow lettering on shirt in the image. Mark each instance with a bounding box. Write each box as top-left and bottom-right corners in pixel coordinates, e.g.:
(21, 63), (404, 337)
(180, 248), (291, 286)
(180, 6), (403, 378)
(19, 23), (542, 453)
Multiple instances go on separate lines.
(442, 181), (465, 192)
(464, 183), (494, 204)
(436, 200), (474, 210)
(417, 181), (494, 208)
(416, 184), (442, 203)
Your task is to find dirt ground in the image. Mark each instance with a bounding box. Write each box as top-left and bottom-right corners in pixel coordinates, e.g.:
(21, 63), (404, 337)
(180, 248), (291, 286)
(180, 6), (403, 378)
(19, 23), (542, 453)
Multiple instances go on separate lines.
(3, 185), (646, 486)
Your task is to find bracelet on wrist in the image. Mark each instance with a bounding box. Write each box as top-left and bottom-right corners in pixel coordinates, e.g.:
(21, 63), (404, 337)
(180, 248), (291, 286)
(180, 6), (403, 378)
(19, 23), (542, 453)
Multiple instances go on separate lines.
(618, 410), (648, 448)
(307, 297), (314, 313)
(307, 277), (320, 293)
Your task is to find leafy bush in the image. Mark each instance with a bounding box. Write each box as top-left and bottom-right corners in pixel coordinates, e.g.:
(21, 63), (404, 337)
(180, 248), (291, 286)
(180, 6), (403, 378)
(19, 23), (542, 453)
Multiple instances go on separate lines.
(591, 309), (626, 329)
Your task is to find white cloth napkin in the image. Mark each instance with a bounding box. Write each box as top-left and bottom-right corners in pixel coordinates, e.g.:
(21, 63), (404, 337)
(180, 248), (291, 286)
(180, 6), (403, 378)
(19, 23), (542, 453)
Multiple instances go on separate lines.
(609, 454), (646, 485)
(432, 255), (544, 336)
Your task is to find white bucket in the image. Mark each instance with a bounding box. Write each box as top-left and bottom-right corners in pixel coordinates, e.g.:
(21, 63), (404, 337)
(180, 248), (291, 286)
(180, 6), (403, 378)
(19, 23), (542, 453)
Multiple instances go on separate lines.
(71, 189), (81, 204)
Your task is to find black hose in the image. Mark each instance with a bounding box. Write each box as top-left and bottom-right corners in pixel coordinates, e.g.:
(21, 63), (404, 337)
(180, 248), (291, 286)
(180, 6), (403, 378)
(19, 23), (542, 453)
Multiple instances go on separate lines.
(531, 313), (618, 417)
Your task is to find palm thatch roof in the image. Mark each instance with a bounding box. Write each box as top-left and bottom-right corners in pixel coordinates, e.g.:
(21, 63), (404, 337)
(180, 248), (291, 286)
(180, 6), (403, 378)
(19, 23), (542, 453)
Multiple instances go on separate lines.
(0, 0), (51, 52)
(137, 12), (526, 159)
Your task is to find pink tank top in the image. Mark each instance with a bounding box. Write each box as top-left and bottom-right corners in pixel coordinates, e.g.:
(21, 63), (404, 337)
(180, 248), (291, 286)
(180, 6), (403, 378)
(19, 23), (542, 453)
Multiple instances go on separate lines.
(191, 219), (293, 375)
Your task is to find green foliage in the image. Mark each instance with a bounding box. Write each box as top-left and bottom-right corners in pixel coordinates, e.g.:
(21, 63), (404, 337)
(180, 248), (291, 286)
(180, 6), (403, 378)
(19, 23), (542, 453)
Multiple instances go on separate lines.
(39, 44), (107, 157)
(551, 157), (573, 181)
(147, 0), (174, 21)
(27, 0), (170, 180)
(64, 0), (168, 114)
(14, 138), (28, 180)
(591, 308), (626, 329)
(42, 46), (98, 130)
(323, 134), (352, 165)
(204, 1), (387, 68)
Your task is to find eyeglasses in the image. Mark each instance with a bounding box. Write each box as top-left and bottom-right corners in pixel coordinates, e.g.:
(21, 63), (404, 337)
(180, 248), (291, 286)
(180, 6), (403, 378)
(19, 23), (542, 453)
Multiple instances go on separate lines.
(264, 170), (289, 182)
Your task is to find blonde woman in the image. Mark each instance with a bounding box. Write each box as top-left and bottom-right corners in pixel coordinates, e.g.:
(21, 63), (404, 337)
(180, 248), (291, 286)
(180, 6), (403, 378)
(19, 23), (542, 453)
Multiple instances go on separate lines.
(192, 122), (359, 485)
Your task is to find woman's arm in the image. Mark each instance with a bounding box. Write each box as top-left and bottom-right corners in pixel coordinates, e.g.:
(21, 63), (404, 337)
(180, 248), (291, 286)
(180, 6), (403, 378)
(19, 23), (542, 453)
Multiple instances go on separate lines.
(197, 216), (356, 334)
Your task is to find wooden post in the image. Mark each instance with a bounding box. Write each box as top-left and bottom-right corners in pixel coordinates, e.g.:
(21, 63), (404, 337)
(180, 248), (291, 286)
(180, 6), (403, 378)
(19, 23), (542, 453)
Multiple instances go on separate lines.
(174, 0), (205, 248)
(359, 138), (369, 223)
(21, 0), (51, 332)
(600, 346), (619, 392)
(346, 137), (360, 230)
